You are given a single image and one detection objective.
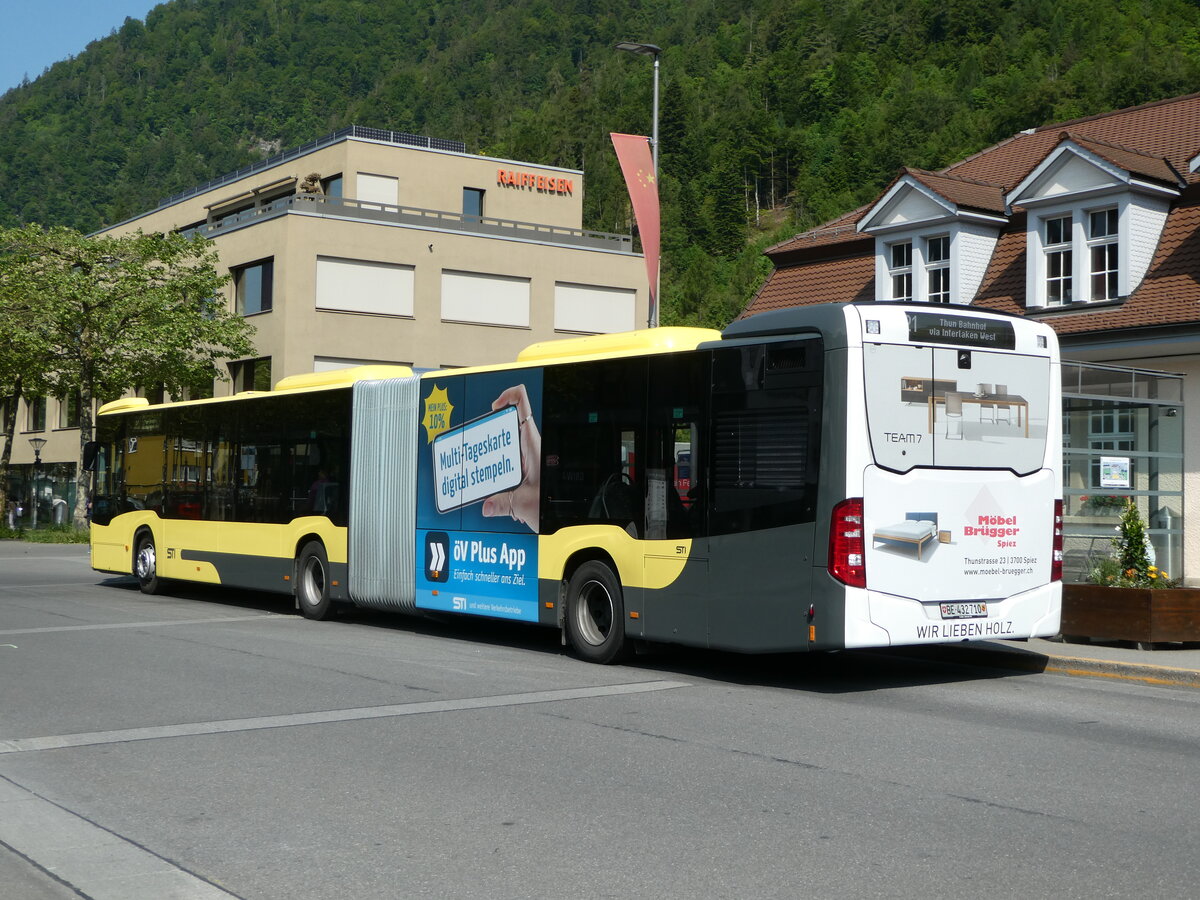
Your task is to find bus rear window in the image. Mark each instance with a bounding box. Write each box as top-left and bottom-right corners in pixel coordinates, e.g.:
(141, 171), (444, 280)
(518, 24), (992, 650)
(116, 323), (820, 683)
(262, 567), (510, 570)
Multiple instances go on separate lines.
(864, 343), (1051, 474)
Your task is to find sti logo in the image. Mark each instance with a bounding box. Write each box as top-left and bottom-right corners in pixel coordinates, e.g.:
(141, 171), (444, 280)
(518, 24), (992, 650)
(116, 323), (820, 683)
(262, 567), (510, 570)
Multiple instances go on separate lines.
(426, 533), (450, 583)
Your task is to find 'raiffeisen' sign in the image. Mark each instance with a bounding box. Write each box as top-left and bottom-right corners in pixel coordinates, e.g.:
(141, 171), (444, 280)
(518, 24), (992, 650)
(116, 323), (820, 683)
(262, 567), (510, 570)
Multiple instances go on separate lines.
(496, 169), (574, 194)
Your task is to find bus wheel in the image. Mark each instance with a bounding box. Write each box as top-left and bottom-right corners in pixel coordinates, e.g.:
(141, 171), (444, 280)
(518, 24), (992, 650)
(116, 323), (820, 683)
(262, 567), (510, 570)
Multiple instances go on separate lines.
(566, 561), (628, 664)
(296, 542), (333, 620)
(134, 533), (162, 595)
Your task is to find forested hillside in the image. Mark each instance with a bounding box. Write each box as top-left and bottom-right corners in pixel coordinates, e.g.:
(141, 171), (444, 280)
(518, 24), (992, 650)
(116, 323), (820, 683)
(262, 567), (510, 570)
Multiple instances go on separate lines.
(4, 0), (1200, 326)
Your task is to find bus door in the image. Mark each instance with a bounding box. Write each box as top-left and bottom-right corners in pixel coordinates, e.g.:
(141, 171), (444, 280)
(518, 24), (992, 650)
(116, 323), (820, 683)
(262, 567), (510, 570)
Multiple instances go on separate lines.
(641, 354), (710, 647)
(703, 341), (822, 652)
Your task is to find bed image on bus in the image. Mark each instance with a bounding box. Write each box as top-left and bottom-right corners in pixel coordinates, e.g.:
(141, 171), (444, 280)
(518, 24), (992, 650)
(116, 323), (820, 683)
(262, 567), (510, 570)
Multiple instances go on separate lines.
(88, 301), (1062, 663)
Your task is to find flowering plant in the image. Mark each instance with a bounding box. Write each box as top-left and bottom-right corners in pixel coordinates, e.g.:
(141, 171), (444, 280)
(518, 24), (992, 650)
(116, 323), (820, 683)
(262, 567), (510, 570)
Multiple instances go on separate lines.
(1088, 500), (1175, 589)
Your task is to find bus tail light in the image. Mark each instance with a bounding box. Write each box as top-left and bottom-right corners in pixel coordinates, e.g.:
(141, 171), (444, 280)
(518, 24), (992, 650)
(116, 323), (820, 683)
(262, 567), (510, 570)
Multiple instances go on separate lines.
(829, 497), (866, 588)
(1051, 499), (1064, 582)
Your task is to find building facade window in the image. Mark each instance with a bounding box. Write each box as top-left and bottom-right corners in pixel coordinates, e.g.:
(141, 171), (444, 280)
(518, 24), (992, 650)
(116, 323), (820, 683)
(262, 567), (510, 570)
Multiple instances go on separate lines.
(58, 393), (80, 429)
(925, 235), (950, 303)
(231, 357), (272, 393)
(889, 241), (913, 302)
(27, 396), (46, 432)
(463, 187), (485, 222)
(1044, 214), (1073, 305)
(137, 384), (165, 405)
(234, 258), (274, 315)
(1088, 207), (1119, 301)
(321, 174), (343, 198)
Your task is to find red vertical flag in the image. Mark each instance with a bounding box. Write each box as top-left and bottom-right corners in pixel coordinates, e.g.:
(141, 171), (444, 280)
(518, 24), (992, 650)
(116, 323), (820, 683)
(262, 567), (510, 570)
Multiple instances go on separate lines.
(610, 133), (660, 323)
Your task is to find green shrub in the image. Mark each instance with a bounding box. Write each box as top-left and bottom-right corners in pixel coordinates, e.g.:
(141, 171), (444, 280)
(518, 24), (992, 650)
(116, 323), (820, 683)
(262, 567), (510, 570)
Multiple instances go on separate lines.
(0, 524), (90, 544)
(1088, 501), (1173, 588)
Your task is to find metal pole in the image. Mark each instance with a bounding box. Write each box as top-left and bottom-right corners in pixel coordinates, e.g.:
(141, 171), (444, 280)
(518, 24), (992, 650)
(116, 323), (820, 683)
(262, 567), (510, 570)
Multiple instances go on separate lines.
(615, 41), (663, 330)
(650, 52), (660, 329)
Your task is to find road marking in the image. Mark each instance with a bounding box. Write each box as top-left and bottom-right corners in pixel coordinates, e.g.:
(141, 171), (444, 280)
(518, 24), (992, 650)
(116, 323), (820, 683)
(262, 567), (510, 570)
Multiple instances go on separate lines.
(0, 615), (287, 636)
(0, 555), (91, 562)
(0, 775), (237, 899)
(0, 582), (109, 590)
(0, 681), (689, 755)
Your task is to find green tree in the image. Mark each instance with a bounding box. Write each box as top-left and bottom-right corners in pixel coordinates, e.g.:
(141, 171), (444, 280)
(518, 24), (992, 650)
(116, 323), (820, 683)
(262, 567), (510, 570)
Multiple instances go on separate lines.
(1114, 499), (1153, 579)
(0, 225), (256, 527)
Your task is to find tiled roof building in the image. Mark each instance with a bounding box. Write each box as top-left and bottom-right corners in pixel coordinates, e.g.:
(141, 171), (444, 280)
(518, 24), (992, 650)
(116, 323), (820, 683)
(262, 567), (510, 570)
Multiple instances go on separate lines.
(749, 92), (1200, 586)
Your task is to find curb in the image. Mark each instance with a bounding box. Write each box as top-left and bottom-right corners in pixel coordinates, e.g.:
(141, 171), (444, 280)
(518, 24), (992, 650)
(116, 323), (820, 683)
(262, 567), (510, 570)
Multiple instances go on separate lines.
(891, 643), (1200, 689)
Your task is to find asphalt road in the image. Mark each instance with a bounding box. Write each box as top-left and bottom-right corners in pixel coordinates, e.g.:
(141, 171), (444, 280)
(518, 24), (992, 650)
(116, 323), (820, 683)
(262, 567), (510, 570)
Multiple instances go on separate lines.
(2, 541), (1199, 899)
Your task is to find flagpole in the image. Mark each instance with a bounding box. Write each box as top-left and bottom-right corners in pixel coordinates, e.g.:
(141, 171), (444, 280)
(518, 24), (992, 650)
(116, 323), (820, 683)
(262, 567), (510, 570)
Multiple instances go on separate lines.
(616, 41), (662, 328)
(650, 51), (660, 328)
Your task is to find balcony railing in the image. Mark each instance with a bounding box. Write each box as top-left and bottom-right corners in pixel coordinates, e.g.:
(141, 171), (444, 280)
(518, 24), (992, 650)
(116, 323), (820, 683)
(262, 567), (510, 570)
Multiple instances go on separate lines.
(181, 193), (634, 253)
(159, 126), (467, 208)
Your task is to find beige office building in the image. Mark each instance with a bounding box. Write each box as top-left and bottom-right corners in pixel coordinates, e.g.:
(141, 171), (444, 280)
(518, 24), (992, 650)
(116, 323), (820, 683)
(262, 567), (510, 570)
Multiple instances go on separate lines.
(4, 126), (648, 524)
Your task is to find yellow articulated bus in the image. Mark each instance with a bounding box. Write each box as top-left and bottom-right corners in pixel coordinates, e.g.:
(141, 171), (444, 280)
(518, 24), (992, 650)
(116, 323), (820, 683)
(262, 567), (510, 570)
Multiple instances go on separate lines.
(90, 302), (1063, 663)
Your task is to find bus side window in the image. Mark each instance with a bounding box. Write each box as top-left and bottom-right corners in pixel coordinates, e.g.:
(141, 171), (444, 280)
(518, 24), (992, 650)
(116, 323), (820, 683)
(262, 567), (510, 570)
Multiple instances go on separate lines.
(646, 352), (710, 540)
(709, 342), (821, 535)
(541, 357), (646, 536)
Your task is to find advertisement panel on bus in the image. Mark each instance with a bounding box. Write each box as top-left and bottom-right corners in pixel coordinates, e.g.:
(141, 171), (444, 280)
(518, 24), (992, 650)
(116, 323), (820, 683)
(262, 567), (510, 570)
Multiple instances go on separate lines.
(415, 370), (544, 622)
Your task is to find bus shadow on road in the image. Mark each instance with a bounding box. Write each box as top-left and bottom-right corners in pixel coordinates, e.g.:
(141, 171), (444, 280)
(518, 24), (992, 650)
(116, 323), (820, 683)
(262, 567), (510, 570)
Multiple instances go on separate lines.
(99, 578), (1046, 691)
(99, 577), (300, 617)
(625, 643), (1048, 693)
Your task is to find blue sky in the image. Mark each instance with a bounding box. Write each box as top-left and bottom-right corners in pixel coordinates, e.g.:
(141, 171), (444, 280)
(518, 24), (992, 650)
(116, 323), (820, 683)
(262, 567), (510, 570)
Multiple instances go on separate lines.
(1, 1), (161, 95)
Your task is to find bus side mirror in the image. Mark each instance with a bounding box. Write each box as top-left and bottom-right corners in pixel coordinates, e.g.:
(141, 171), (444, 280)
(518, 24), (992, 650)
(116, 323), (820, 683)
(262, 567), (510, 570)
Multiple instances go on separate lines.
(82, 441), (100, 472)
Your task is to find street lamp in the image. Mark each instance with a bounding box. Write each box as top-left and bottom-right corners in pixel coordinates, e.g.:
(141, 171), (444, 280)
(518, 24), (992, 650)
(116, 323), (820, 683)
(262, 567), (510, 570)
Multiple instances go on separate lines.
(28, 437), (46, 530)
(615, 40), (662, 328)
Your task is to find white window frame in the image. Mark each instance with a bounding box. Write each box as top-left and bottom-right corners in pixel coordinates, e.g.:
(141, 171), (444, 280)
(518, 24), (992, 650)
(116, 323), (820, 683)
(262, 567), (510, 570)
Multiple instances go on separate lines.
(1086, 206), (1119, 302)
(876, 231), (963, 303)
(924, 234), (951, 304)
(1026, 199), (1132, 309)
(887, 240), (913, 302)
(1043, 213), (1074, 306)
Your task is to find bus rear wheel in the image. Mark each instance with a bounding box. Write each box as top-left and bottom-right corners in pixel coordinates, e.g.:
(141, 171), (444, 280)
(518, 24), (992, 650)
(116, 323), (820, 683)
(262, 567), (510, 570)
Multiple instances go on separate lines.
(296, 541), (334, 620)
(134, 533), (162, 595)
(565, 561), (628, 664)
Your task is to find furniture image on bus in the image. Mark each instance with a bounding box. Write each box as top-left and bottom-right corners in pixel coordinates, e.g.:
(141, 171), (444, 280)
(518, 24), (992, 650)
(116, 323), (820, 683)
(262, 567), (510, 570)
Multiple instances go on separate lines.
(928, 389), (1029, 437)
(871, 512), (939, 560)
(900, 377), (957, 404)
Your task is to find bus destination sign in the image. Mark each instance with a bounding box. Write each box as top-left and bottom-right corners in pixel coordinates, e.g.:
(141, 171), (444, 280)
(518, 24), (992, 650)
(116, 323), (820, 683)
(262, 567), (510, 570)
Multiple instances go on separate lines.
(906, 312), (1015, 350)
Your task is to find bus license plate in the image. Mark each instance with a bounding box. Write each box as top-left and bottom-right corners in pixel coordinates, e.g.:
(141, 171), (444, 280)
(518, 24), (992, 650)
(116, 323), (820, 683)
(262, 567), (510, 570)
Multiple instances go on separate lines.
(940, 602), (987, 619)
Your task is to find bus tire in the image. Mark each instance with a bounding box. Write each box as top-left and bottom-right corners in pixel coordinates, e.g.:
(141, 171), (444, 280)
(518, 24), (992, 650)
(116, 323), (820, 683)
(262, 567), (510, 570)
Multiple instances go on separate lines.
(565, 561), (628, 664)
(296, 541), (333, 620)
(134, 532), (162, 595)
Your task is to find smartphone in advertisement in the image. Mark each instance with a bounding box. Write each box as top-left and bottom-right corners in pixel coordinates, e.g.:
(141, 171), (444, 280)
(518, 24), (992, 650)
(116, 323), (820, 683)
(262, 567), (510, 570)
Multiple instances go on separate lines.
(432, 405), (524, 513)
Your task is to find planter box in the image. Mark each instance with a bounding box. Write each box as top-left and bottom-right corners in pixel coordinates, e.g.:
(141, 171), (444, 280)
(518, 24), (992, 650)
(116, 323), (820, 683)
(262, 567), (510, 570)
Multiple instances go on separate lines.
(1062, 584), (1200, 644)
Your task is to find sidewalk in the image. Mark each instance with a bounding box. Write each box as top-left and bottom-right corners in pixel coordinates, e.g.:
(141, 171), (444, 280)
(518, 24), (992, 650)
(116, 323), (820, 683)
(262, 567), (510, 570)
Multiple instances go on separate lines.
(911, 636), (1200, 688)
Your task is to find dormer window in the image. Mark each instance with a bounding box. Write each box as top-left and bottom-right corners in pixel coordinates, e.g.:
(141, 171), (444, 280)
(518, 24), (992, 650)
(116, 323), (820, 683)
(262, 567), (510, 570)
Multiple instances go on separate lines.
(889, 241), (913, 301)
(1008, 135), (1181, 309)
(859, 169), (1007, 305)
